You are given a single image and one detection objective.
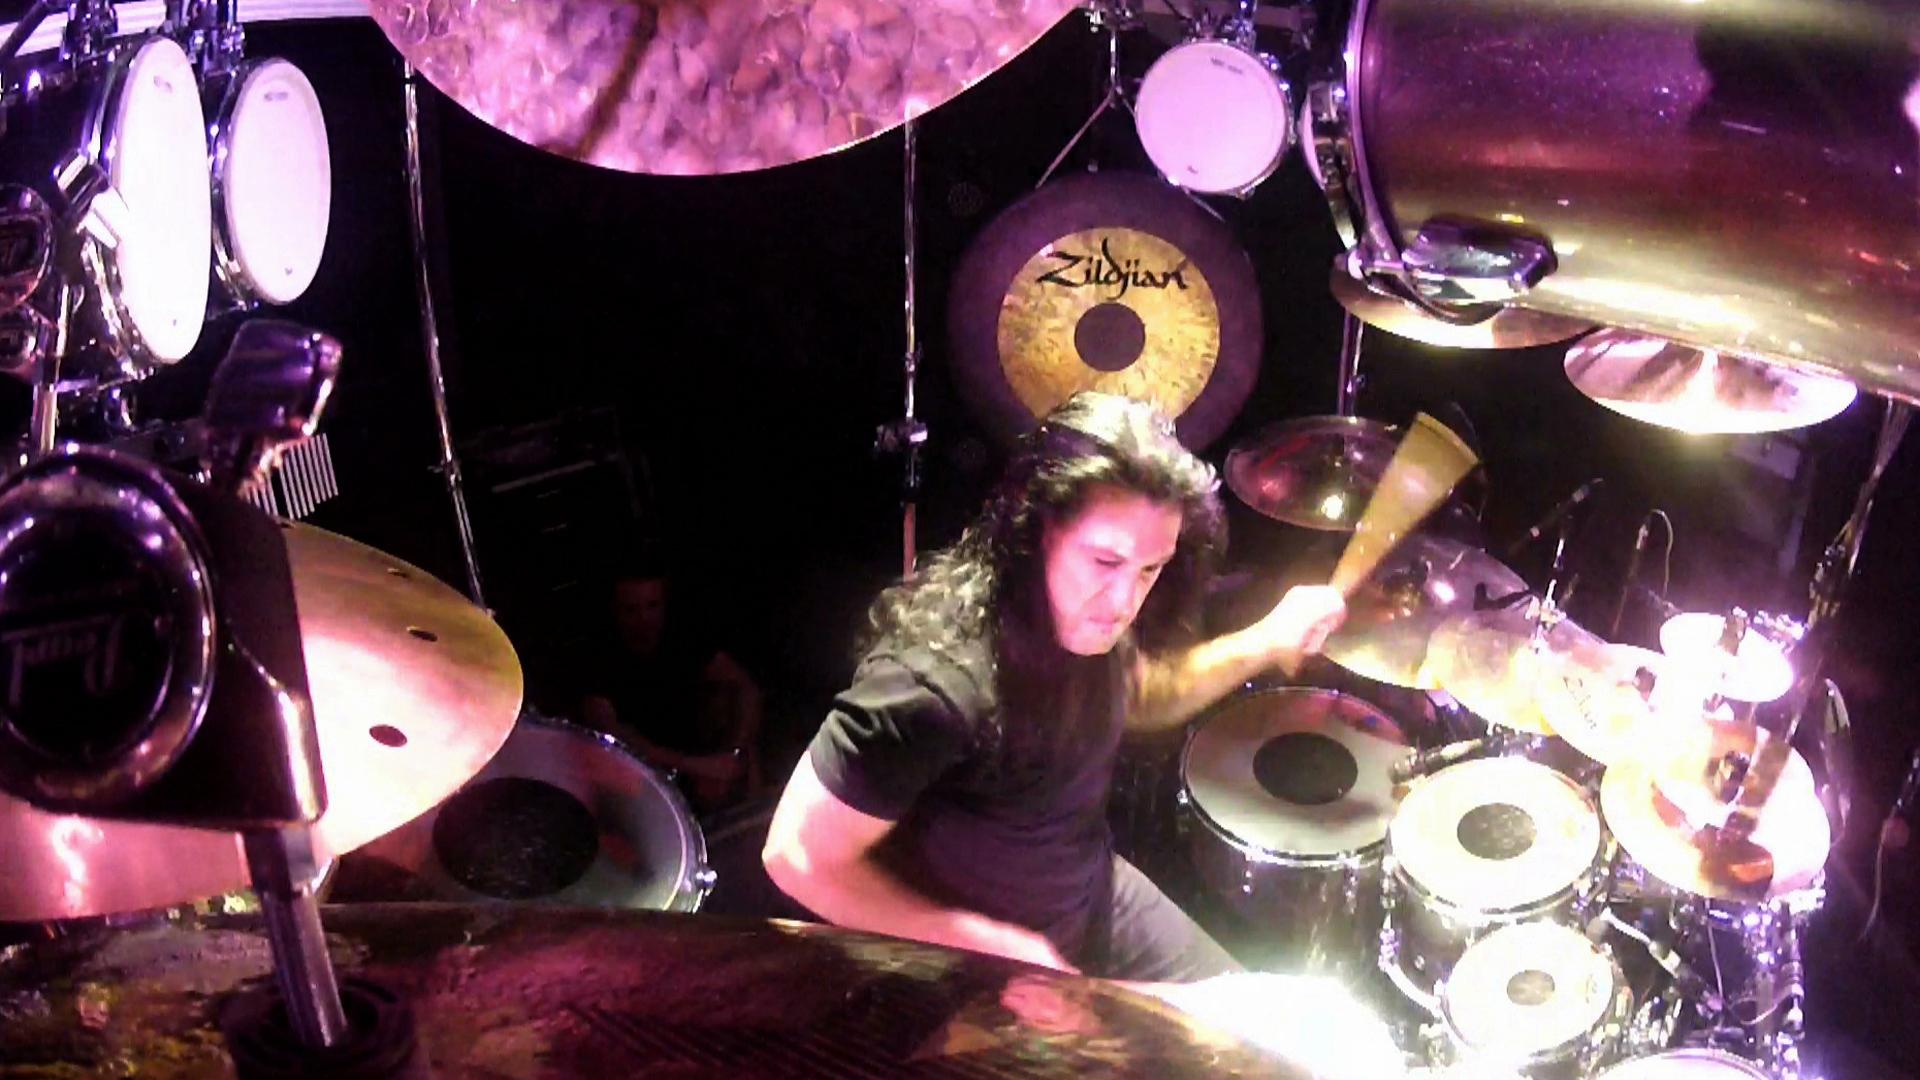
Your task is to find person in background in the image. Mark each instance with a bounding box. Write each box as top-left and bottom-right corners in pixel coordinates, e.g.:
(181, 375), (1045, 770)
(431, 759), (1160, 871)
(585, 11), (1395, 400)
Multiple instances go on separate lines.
(581, 561), (764, 815)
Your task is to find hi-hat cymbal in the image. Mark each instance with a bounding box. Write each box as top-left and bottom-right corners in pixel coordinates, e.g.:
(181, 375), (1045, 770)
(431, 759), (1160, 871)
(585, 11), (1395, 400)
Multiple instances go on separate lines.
(1658, 611), (1795, 704)
(1601, 731), (1831, 901)
(1317, 535), (1527, 688)
(1564, 329), (1857, 435)
(368, 0), (1078, 175)
(1422, 606), (1605, 736)
(0, 905), (1319, 1077)
(1225, 416), (1399, 530)
(1330, 269), (1595, 350)
(0, 525), (523, 922)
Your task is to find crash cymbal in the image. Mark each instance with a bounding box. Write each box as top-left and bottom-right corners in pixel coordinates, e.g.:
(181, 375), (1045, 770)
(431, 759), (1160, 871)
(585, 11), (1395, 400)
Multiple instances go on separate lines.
(0, 525), (522, 922)
(1422, 606), (1605, 736)
(1564, 329), (1856, 435)
(0, 905), (1320, 1077)
(1330, 269), (1594, 350)
(1226, 415), (1399, 530)
(1601, 730), (1831, 901)
(1657, 611), (1795, 704)
(948, 172), (1260, 450)
(368, 0), (1078, 174)
(1317, 535), (1527, 688)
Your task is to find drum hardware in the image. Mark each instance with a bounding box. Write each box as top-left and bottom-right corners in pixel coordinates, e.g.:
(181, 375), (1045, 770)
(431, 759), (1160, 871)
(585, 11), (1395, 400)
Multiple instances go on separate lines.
(367, 0), (1081, 175)
(1034, 2), (1134, 191)
(872, 112), (925, 575)
(1564, 329), (1857, 437)
(1326, 262), (1597, 350)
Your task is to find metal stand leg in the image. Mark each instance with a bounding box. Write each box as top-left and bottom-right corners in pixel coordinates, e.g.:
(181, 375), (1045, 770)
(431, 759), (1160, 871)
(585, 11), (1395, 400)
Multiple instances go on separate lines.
(1335, 311), (1364, 416)
(243, 826), (346, 1049)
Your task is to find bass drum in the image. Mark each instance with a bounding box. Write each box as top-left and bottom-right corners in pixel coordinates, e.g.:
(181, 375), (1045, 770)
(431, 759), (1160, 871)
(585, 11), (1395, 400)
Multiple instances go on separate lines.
(342, 713), (712, 912)
(1307, 0), (1920, 394)
(0, 34), (212, 380)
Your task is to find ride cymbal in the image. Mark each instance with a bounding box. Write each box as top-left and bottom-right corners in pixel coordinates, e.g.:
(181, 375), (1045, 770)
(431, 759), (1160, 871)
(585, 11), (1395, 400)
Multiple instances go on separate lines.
(1564, 329), (1856, 435)
(0, 525), (523, 922)
(948, 172), (1260, 450)
(369, 0), (1079, 174)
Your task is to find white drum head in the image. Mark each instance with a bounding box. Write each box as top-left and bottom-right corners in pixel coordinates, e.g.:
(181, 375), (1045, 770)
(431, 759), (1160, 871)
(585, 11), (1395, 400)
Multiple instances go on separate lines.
(1597, 1049), (1770, 1078)
(1135, 41), (1291, 195)
(1183, 689), (1406, 859)
(108, 37), (212, 361)
(1390, 756), (1600, 912)
(218, 59), (331, 304)
(1442, 921), (1619, 1061)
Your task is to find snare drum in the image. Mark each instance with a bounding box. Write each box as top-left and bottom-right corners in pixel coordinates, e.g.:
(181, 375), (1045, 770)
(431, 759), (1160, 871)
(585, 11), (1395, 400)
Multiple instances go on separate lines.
(205, 58), (331, 307)
(1134, 39), (1294, 197)
(1, 35), (212, 378)
(1437, 921), (1631, 1079)
(1596, 1049), (1770, 1079)
(1383, 756), (1605, 1007)
(348, 713), (712, 912)
(1180, 687), (1408, 974)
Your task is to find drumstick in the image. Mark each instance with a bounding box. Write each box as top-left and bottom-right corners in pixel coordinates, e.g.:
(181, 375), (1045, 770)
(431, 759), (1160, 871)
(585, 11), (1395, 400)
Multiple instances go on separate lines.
(1329, 412), (1479, 596)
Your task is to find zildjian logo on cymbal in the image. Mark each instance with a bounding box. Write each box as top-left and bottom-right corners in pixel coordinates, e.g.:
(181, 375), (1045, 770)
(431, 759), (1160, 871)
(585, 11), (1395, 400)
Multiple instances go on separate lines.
(1035, 237), (1191, 299)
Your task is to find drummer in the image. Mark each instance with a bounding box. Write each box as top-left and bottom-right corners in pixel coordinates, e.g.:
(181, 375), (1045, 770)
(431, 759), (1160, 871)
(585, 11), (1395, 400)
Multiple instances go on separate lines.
(763, 392), (1346, 980)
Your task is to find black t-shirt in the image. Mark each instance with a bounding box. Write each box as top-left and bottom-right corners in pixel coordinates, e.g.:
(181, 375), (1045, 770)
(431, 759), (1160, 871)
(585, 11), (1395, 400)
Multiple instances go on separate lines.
(806, 639), (1130, 962)
(584, 634), (726, 755)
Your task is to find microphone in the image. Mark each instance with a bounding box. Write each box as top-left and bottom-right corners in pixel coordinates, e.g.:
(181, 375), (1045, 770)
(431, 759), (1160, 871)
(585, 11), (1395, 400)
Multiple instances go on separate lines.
(1390, 738), (1489, 784)
(1507, 478), (1605, 555)
(1609, 517), (1652, 637)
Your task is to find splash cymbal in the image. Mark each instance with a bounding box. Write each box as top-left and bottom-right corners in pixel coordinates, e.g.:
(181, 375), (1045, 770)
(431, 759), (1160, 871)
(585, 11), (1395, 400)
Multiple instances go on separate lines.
(1564, 329), (1856, 435)
(948, 172), (1260, 450)
(1658, 611), (1795, 704)
(0, 525), (522, 922)
(1316, 534), (1527, 688)
(369, 0), (1079, 174)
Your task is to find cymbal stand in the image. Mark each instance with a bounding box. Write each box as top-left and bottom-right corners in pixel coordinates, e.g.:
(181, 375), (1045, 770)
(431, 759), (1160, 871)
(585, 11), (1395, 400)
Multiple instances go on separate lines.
(1335, 311), (1364, 415)
(1035, 2), (1135, 189)
(874, 118), (927, 577)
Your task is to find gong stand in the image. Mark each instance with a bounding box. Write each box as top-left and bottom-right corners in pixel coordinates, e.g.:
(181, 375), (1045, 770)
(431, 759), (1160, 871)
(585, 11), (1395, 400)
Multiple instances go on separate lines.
(873, 118), (928, 577)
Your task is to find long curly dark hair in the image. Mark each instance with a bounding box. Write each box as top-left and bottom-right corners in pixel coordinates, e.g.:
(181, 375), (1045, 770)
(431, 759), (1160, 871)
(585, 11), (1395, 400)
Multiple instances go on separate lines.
(865, 393), (1225, 740)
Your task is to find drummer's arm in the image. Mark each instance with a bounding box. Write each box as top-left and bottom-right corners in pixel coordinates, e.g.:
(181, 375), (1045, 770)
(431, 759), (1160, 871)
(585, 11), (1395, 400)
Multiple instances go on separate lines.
(762, 758), (1077, 972)
(1128, 584), (1347, 733)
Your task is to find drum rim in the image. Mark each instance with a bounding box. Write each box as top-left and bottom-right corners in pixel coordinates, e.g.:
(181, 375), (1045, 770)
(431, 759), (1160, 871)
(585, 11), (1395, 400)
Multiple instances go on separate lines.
(1596, 1047), (1772, 1078)
(82, 33), (212, 370)
(1134, 38), (1292, 195)
(1179, 686), (1405, 863)
(207, 56), (331, 306)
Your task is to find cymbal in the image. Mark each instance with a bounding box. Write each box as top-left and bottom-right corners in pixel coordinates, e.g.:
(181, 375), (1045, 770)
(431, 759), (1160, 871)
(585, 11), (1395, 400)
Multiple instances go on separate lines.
(1226, 415), (1399, 529)
(1330, 269), (1594, 350)
(1601, 730), (1831, 901)
(1564, 329), (1856, 435)
(0, 905), (1320, 1077)
(1531, 643), (1682, 766)
(0, 525), (522, 922)
(1317, 534), (1527, 688)
(1658, 611), (1795, 704)
(368, 0), (1078, 175)
(948, 172), (1260, 450)
(1422, 606), (1605, 736)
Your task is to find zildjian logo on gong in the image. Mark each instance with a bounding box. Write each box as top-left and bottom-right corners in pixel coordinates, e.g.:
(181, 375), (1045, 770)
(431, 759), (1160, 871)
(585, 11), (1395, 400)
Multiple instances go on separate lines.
(1035, 237), (1190, 299)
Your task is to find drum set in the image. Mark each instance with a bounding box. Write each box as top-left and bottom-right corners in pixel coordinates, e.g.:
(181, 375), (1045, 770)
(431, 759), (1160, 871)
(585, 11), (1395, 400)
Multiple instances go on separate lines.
(1164, 414), (1849, 1080)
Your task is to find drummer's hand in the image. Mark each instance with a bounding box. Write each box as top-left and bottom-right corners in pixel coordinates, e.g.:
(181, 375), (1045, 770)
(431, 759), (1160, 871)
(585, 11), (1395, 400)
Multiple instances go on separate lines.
(1258, 585), (1347, 665)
